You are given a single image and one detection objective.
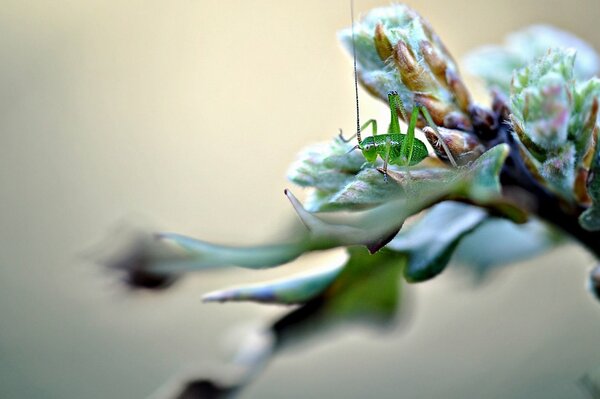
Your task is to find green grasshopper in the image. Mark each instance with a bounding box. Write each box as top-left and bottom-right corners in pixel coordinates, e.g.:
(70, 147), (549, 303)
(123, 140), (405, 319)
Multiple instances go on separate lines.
(340, 91), (430, 181)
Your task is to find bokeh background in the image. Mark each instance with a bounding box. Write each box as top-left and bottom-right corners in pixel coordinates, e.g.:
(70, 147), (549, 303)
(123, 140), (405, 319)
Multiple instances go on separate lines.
(2, 0), (600, 398)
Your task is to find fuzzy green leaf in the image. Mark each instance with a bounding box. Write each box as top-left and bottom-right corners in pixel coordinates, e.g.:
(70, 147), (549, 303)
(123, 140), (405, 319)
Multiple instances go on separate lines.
(510, 49), (600, 204)
(511, 49), (575, 152)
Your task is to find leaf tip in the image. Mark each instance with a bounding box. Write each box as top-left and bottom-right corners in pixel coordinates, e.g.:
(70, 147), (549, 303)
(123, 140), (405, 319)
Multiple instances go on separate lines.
(202, 290), (229, 303)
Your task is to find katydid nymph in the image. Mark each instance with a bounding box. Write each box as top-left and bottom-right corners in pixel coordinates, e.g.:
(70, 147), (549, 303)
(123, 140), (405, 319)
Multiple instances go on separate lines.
(340, 91), (431, 182)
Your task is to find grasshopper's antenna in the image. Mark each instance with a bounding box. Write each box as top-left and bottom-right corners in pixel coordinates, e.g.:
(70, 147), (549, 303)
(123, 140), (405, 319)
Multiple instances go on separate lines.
(351, 0), (362, 145)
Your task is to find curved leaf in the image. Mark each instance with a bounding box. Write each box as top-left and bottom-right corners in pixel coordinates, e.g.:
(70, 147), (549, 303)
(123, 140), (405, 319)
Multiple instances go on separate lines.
(454, 218), (564, 279)
(387, 202), (487, 282)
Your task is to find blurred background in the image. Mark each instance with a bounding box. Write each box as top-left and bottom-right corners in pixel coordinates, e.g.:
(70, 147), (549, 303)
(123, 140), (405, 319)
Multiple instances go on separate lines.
(1, 0), (600, 398)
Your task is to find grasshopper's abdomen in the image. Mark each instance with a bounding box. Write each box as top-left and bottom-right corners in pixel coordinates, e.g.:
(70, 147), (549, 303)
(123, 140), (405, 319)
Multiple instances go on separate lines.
(363, 134), (429, 166)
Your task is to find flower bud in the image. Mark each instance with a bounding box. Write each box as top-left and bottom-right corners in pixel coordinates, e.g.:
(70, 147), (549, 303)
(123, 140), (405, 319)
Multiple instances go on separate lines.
(338, 4), (472, 130)
(421, 40), (446, 79)
(423, 126), (485, 166)
(373, 23), (393, 62)
(393, 40), (436, 93)
(446, 69), (471, 113)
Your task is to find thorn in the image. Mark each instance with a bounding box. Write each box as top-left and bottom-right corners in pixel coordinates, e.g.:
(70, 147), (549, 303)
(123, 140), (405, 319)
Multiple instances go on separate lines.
(285, 189), (313, 231)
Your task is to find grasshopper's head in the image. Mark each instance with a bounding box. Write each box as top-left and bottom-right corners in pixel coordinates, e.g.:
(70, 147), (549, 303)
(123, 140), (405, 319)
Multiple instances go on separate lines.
(360, 136), (378, 162)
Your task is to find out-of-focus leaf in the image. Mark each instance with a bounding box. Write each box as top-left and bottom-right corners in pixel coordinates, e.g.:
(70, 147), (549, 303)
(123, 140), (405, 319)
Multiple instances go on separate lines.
(453, 218), (564, 279)
(202, 263), (344, 305)
(271, 247), (406, 349)
(387, 202), (488, 282)
(154, 233), (310, 272)
(465, 24), (600, 95)
(94, 228), (191, 289)
(153, 247), (407, 398)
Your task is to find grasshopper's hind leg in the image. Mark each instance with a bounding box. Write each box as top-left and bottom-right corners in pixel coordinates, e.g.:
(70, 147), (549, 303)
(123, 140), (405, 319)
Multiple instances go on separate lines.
(400, 105), (420, 167)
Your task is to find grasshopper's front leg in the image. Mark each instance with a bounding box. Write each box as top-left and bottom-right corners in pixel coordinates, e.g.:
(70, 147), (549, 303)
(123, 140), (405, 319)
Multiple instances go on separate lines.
(387, 91), (402, 135)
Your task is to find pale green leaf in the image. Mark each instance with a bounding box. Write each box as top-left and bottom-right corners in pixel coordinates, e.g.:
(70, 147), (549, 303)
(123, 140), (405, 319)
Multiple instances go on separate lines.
(387, 202), (488, 282)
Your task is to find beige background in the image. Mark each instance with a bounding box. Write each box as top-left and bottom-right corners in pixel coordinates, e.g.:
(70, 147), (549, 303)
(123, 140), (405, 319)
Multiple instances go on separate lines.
(1, 1), (600, 398)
